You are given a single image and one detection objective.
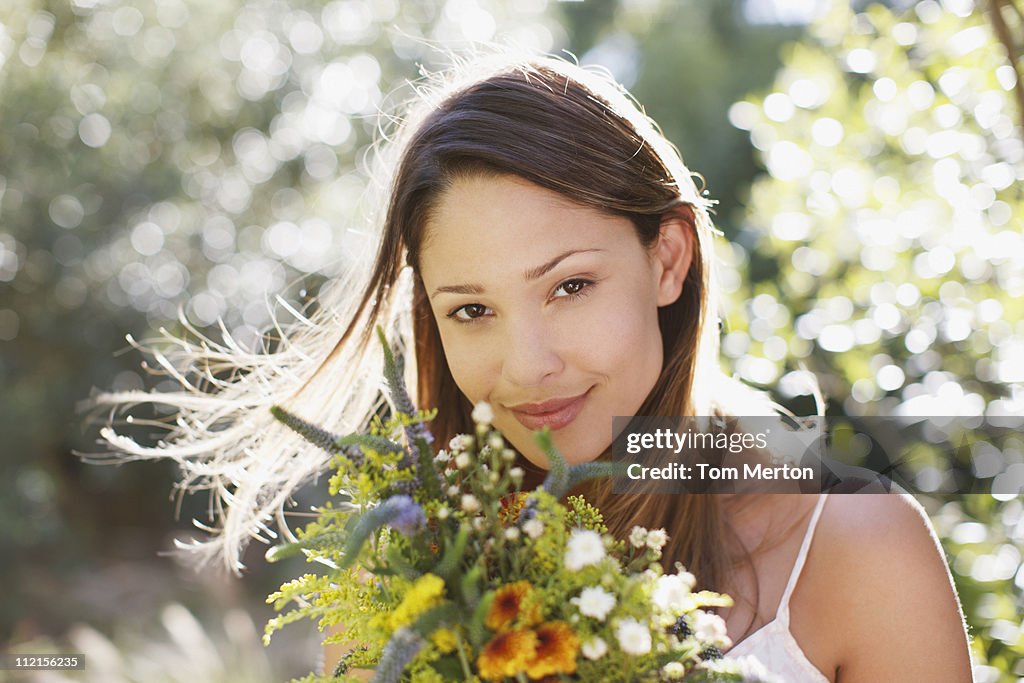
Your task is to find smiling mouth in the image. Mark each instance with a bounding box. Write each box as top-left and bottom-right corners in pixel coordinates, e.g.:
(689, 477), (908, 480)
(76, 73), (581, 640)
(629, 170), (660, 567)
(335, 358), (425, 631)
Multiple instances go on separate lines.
(507, 388), (592, 431)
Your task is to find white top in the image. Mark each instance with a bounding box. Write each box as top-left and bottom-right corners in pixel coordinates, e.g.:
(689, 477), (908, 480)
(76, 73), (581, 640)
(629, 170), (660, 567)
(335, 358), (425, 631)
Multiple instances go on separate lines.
(724, 493), (831, 683)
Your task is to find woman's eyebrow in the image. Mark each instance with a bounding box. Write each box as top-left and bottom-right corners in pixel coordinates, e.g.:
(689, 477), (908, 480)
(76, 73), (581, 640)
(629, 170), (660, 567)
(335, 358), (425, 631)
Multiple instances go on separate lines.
(431, 248), (605, 299)
(522, 248), (604, 282)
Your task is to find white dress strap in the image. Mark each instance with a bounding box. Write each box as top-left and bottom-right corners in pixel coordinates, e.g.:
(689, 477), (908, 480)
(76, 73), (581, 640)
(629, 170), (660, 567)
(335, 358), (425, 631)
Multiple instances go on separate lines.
(777, 494), (829, 624)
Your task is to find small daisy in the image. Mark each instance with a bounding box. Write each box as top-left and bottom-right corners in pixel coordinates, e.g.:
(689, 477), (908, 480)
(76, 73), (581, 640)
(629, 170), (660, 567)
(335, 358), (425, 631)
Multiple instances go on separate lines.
(472, 401), (494, 425)
(661, 661), (686, 679)
(615, 617), (652, 656)
(652, 573), (695, 613)
(523, 518), (544, 539)
(692, 610), (730, 647)
(571, 586), (616, 621)
(581, 636), (607, 660)
(461, 494), (481, 514)
(629, 526), (648, 548)
(646, 528), (668, 550)
(564, 529), (606, 571)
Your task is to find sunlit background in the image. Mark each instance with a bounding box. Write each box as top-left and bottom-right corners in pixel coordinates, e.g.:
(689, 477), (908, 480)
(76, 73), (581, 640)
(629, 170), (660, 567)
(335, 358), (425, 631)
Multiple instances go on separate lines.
(1, 0), (1022, 680)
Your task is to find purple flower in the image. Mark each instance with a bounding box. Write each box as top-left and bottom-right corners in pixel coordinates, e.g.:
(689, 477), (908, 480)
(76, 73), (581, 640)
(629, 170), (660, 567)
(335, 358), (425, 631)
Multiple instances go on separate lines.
(387, 495), (426, 535)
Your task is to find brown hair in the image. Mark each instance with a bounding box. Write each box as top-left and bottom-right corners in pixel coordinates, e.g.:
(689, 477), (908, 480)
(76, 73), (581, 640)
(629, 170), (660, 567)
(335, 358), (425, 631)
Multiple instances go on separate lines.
(313, 57), (732, 589)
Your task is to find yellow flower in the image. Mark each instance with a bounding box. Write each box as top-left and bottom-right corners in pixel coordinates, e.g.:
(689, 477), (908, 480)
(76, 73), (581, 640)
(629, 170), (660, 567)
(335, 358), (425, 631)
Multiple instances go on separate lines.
(431, 627), (457, 654)
(525, 621), (579, 679)
(387, 573), (445, 632)
(477, 629), (537, 681)
(486, 581), (541, 631)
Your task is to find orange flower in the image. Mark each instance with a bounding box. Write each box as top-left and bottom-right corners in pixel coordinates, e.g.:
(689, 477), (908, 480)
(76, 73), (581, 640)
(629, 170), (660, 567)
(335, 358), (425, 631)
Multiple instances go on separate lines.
(477, 629), (537, 681)
(525, 621), (579, 679)
(499, 492), (528, 524)
(486, 580), (540, 631)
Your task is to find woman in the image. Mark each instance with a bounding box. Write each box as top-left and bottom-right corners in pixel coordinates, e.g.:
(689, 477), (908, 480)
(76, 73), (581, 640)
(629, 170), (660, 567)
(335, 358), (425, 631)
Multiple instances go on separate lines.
(97, 54), (973, 681)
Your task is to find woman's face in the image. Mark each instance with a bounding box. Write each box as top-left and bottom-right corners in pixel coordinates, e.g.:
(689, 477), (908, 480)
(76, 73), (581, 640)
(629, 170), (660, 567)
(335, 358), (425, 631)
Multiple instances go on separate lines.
(418, 174), (687, 468)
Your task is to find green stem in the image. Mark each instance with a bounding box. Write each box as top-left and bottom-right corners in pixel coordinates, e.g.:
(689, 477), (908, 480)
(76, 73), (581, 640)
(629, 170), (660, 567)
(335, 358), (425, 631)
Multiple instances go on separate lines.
(515, 674), (529, 683)
(455, 633), (472, 680)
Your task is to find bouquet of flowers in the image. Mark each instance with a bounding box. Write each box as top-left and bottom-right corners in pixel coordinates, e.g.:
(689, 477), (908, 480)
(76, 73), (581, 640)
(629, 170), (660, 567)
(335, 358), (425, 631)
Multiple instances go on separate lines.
(264, 331), (774, 683)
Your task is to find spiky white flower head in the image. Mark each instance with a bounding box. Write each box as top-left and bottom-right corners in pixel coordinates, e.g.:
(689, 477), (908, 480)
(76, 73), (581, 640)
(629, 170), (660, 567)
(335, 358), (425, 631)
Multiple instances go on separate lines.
(646, 528), (668, 551)
(571, 586), (616, 621)
(564, 529), (606, 571)
(471, 401), (494, 425)
(461, 494), (481, 514)
(504, 527), (520, 541)
(449, 434), (474, 451)
(661, 661), (686, 679)
(652, 573), (695, 614)
(692, 610), (730, 647)
(581, 637), (608, 660)
(629, 526), (649, 548)
(436, 505), (450, 520)
(522, 518), (544, 539)
(434, 450), (450, 464)
(454, 452), (472, 469)
(615, 617), (652, 656)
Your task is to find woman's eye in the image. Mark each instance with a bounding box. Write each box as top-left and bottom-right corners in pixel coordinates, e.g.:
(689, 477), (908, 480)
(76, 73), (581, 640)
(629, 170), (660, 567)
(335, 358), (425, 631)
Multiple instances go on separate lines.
(553, 278), (593, 299)
(448, 303), (490, 322)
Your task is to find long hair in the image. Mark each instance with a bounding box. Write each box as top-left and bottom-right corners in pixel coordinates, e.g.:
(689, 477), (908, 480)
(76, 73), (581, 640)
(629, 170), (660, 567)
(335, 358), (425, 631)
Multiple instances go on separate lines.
(90, 53), (771, 585)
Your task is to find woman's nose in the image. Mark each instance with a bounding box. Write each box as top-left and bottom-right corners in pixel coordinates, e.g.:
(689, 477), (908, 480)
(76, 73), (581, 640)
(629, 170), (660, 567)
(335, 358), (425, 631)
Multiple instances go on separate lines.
(498, 318), (564, 388)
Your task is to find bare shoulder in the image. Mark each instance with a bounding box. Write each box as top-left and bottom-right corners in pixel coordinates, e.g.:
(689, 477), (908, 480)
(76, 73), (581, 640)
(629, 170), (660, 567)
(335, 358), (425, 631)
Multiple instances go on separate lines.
(811, 494), (973, 682)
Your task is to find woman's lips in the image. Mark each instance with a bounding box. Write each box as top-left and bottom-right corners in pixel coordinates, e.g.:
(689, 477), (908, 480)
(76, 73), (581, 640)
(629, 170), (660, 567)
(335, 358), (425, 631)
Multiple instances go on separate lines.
(507, 388), (591, 431)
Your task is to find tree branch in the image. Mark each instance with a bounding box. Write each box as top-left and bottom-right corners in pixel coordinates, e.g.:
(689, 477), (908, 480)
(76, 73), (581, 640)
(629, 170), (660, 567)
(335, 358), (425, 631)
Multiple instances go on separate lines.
(988, 0), (1024, 135)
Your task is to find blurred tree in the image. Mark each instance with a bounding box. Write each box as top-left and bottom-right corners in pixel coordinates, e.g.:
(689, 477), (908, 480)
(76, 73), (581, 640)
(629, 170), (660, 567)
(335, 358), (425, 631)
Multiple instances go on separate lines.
(724, 1), (1024, 679)
(0, 0), (563, 642)
(558, 0), (802, 234)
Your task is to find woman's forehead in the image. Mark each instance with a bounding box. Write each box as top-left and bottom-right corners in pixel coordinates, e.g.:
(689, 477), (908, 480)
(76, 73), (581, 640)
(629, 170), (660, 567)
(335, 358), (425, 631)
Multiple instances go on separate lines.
(419, 175), (637, 264)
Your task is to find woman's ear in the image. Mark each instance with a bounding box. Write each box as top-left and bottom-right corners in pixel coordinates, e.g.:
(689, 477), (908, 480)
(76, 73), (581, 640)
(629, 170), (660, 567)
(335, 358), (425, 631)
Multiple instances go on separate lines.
(653, 204), (695, 307)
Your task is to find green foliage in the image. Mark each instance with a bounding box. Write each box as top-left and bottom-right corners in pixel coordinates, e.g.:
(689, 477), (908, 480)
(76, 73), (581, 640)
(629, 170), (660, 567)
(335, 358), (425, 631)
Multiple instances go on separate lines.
(731, 3), (1024, 679)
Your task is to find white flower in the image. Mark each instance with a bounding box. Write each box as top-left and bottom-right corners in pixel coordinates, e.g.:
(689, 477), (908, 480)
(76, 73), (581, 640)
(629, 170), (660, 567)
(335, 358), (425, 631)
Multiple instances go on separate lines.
(571, 586), (616, 621)
(661, 661), (686, 679)
(449, 434), (473, 451)
(646, 528), (668, 550)
(692, 610), (730, 647)
(652, 573), (695, 613)
(581, 637), (608, 660)
(615, 618), (652, 656)
(502, 448), (516, 462)
(564, 529), (606, 571)
(509, 467), (524, 482)
(471, 401), (494, 424)
(433, 450), (450, 464)
(702, 655), (781, 683)
(455, 452), (472, 469)
(436, 505), (450, 520)
(446, 485), (460, 498)
(629, 526), (648, 548)
(461, 494), (481, 514)
(504, 527), (520, 541)
(522, 518), (544, 539)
